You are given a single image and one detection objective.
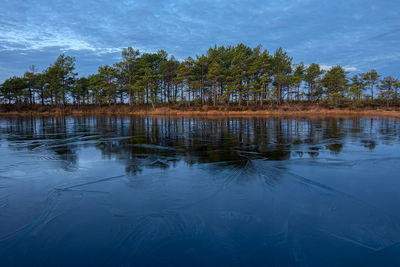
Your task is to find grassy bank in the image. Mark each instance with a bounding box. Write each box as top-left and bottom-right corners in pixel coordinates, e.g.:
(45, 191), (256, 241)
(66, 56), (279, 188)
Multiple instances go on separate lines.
(1, 104), (400, 119)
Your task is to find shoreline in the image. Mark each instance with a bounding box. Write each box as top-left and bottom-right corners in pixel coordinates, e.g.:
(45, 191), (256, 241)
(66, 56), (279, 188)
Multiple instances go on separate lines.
(1, 105), (400, 119)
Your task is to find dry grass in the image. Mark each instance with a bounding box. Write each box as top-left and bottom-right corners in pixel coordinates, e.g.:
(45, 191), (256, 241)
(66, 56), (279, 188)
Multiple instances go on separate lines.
(1, 104), (400, 119)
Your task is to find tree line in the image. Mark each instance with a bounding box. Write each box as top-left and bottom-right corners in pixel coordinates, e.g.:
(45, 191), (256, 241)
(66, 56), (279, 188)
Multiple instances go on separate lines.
(1, 44), (399, 107)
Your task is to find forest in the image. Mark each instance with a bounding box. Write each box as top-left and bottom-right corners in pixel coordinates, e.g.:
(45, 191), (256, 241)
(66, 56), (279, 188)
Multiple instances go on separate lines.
(1, 44), (399, 109)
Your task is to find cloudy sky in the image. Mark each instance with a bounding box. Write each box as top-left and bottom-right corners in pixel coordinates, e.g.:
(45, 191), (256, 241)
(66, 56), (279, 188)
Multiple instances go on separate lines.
(0, 0), (399, 81)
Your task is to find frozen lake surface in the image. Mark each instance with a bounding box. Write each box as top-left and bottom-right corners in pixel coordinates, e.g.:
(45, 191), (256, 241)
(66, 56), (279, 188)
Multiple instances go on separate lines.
(0, 116), (400, 266)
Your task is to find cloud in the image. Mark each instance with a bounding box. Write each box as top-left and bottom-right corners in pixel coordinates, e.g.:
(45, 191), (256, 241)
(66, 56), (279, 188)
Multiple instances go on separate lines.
(344, 67), (358, 72)
(320, 65), (358, 72)
(0, 23), (122, 55)
(0, 0), (399, 81)
(368, 29), (400, 41)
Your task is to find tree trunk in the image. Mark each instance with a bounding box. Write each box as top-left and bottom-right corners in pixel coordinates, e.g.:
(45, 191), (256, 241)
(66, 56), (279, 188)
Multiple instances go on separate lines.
(213, 77), (217, 106)
(371, 83), (374, 101)
(41, 86), (45, 106)
(277, 83), (282, 104)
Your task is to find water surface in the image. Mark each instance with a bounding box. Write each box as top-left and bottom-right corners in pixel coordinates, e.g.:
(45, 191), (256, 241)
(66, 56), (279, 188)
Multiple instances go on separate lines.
(1, 116), (400, 266)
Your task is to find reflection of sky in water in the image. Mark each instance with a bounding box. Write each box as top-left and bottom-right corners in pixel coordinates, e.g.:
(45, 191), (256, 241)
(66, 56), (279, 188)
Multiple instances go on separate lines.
(0, 116), (400, 266)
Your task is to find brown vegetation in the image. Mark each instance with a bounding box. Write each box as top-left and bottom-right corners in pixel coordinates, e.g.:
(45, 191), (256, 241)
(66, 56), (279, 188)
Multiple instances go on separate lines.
(1, 104), (400, 119)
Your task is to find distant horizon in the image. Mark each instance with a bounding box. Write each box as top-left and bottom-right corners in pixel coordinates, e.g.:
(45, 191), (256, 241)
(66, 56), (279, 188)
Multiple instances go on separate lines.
(1, 0), (399, 82)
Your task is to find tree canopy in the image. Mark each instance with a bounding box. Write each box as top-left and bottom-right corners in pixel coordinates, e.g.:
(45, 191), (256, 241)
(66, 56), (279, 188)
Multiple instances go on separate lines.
(1, 44), (398, 107)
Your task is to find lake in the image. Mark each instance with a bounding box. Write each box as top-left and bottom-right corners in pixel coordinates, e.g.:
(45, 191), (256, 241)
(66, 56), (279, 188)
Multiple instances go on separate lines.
(0, 116), (400, 266)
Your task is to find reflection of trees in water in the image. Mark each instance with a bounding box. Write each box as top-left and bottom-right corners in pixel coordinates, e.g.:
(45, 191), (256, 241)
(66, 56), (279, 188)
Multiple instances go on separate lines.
(0, 116), (398, 173)
(376, 119), (400, 144)
(1, 117), (79, 169)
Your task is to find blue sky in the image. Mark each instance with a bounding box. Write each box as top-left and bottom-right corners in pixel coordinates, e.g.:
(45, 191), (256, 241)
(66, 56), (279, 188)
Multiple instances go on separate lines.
(0, 0), (399, 81)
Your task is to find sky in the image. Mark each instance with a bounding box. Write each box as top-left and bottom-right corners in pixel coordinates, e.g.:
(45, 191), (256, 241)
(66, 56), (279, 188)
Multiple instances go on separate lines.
(0, 0), (399, 81)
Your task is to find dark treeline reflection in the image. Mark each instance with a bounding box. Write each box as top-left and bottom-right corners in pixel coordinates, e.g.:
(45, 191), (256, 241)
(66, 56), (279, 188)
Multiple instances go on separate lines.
(1, 116), (399, 173)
